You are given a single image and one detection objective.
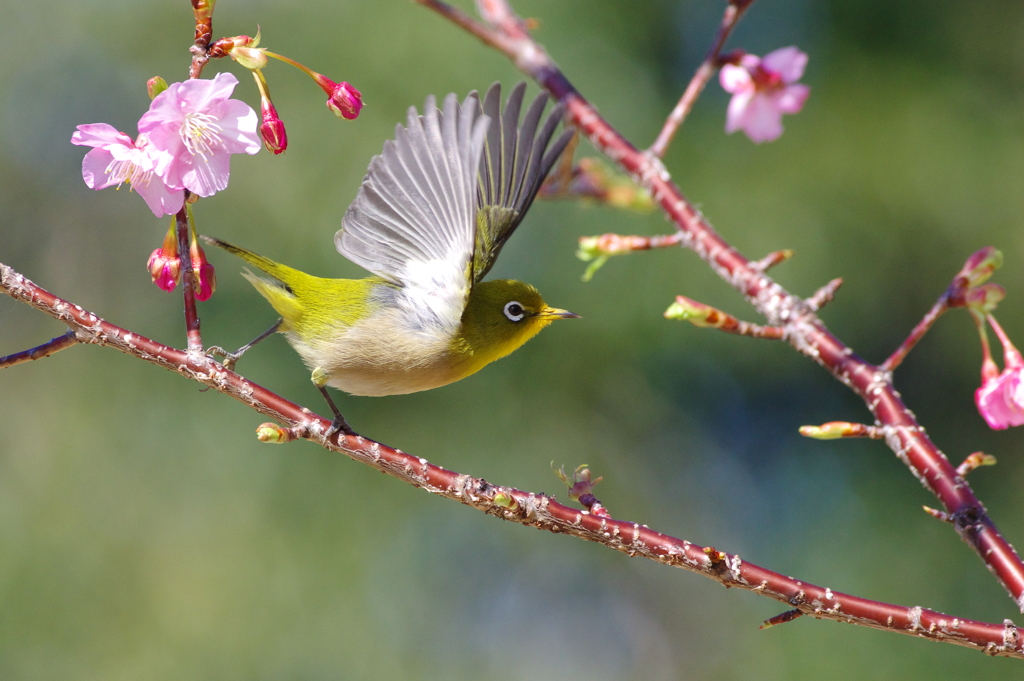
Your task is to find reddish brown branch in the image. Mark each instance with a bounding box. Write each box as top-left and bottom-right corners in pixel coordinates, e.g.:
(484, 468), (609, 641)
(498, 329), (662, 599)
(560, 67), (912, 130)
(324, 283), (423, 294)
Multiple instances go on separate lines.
(2, 260), (1021, 658)
(649, 1), (753, 158)
(412, 0), (1024, 611)
(0, 329), (79, 368)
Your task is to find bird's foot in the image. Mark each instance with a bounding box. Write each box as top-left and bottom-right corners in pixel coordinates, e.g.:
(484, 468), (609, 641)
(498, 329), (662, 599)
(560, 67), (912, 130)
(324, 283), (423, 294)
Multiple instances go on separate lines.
(207, 319), (283, 372)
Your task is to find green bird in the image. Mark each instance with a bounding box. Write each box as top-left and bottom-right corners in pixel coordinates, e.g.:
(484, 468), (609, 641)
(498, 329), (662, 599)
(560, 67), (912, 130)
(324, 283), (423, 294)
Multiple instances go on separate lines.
(206, 82), (576, 432)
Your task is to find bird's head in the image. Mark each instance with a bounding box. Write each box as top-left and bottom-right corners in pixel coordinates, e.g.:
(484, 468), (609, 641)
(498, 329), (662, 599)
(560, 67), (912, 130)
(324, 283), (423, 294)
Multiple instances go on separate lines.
(459, 279), (578, 365)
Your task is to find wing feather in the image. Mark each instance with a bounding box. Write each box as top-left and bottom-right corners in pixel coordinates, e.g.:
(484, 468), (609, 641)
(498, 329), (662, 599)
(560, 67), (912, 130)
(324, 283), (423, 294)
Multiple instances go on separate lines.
(337, 92), (489, 334)
(473, 82), (573, 282)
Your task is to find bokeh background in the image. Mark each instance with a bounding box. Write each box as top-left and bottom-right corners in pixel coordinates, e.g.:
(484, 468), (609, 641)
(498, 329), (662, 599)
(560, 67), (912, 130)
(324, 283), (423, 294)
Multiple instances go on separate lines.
(3, 0), (1024, 678)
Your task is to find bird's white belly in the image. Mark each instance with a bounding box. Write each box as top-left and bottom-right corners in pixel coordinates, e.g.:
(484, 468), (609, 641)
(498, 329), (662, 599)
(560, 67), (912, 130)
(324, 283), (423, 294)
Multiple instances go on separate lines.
(288, 308), (462, 397)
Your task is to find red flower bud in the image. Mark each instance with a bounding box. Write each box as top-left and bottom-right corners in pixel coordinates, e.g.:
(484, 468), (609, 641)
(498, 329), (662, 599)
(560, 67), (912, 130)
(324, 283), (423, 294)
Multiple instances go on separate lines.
(319, 78), (362, 120)
(190, 240), (217, 302)
(147, 247), (182, 292)
(259, 99), (288, 154)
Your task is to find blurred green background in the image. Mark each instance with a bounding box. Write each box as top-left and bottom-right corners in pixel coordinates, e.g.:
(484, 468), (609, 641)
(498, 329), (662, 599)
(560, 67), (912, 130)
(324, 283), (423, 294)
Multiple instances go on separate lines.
(3, 0), (1024, 678)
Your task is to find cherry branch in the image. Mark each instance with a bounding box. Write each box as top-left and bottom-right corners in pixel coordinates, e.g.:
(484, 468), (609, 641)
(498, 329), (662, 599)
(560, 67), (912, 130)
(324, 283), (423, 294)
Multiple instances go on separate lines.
(2, 260), (1021, 658)
(411, 0), (1024, 610)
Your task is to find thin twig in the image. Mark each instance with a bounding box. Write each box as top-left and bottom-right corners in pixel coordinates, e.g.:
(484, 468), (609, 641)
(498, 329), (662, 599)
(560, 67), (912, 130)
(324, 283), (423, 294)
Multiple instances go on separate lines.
(412, 0), (1024, 611)
(648, 1), (753, 158)
(881, 296), (950, 373)
(0, 329), (78, 369)
(1, 260), (1021, 658)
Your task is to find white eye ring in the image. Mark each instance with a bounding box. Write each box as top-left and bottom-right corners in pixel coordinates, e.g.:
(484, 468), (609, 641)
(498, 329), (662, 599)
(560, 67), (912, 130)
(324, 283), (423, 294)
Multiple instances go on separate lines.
(503, 301), (525, 322)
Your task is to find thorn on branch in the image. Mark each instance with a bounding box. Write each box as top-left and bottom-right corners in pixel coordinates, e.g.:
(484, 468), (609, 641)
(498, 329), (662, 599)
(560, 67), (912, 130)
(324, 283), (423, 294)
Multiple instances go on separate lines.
(760, 609), (804, 629)
(807, 278), (843, 312)
(799, 422), (883, 440)
(751, 249), (794, 272)
(957, 451), (997, 478)
(923, 506), (953, 523)
(665, 295), (784, 339)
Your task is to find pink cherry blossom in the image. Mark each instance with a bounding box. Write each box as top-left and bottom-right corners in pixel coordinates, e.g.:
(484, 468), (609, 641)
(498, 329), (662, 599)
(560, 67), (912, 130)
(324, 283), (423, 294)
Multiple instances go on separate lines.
(975, 365), (1024, 430)
(71, 124), (184, 217)
(720, 46), (810, 144)
(975, 315), (1024, 429)
(138, 72), (261, 198)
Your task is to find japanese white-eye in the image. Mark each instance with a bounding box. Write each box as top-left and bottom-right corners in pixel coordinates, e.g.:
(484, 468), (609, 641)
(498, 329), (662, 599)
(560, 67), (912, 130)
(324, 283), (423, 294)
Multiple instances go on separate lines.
(205, 83), (577, 421)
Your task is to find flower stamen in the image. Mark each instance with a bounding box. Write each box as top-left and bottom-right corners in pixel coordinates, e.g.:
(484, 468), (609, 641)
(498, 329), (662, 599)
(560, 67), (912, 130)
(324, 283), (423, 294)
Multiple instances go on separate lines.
(180, 112), (224, 159)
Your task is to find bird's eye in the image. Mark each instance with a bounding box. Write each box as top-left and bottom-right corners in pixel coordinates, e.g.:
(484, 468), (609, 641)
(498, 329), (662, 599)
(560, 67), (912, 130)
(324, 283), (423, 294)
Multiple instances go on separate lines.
(503, 301), (525, 322)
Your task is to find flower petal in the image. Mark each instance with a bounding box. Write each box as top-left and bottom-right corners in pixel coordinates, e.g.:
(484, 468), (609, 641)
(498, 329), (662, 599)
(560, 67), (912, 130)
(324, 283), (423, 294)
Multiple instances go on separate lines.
(775, 84), (810, 114)
(181, 150), (232, 197)
(724, 91), (753, 134)
(740, 93), (785, 143)
(71, 123), (131, 149)
(81, 148), (118, 189)
(210, 99), (262, 155)
(762, 46), (808, 83)
(134, 176), (185, 217)
(720, 64), (753, 94)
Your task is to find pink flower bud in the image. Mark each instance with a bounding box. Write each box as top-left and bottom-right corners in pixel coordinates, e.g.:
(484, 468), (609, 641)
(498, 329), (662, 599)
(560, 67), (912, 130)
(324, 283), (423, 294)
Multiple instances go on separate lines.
(956, 247), (1002, 288)
(318, 78), (362, 120)
(147, 247), (182, 292)
(194, 263), (217, 301)
(190, 241), (217, 302)
(259, 99), (288, 154)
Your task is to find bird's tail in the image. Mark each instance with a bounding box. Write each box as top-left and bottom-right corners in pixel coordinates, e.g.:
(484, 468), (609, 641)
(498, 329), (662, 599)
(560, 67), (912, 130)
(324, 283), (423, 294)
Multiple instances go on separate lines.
(201, 236), (304, 327)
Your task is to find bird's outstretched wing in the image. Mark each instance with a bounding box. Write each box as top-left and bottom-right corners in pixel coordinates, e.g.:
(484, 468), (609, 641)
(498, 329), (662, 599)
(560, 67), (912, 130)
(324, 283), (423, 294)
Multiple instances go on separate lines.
(472, 82), (573, 282)
(337, 92), (489, 335)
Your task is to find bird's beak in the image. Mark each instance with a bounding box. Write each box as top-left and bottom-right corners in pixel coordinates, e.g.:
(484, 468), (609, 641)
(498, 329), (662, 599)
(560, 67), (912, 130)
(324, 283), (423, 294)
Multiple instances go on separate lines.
(538, 306), (581, 320)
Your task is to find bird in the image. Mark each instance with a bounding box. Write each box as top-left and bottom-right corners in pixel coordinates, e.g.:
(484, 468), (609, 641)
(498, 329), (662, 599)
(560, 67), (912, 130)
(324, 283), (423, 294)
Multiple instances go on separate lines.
(204, 82), (577, 433)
